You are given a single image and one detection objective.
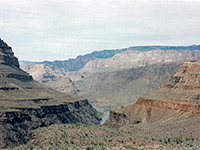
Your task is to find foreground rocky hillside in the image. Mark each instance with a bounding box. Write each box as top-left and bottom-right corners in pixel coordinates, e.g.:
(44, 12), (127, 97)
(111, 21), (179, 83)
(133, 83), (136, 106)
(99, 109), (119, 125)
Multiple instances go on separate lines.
(0, 39), (100, 148)
(105, 59), (200, 127)
(9, 116), (200, 150)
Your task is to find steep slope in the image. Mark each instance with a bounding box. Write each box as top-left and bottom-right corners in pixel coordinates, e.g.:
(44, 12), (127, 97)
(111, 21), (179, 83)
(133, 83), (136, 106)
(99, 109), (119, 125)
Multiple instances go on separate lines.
(75, 62), (181, 108)
(106, 59), (200, 127)
(0, 39), (100, 148)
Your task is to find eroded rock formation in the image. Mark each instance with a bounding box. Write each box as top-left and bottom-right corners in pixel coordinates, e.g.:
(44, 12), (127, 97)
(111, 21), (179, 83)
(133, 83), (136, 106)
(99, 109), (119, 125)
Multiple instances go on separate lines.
(106, 59), (200, 126)
(0, 39), (19, 67)
(0, 39), (100, 148)
(81, 50), (200, 71)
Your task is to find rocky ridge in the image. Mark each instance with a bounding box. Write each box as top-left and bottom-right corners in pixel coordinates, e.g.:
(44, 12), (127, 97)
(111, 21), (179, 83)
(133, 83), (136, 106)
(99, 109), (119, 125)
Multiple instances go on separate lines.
(106, 59), (200, 127)
(81, 50), (200, 71)
(0, 39), (19, 68)
(21, 45), (200, 82)
(0, 39), (100, 148)
(21, 45), (200, 72)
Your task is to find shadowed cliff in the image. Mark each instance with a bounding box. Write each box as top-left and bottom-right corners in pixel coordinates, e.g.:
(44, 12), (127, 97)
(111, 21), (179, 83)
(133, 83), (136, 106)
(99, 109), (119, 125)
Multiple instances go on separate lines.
(0, 39), (100, 148)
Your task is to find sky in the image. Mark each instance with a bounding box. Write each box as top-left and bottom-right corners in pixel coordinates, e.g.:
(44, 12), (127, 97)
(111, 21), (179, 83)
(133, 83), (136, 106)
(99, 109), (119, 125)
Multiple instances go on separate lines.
(0, 0), (200, 61)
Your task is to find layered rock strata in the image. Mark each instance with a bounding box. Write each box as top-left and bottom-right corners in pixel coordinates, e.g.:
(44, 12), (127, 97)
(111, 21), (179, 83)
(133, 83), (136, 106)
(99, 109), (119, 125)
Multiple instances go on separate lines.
(0, 39), (19, 67)
(0, 39), (100, 148)
(81, 50), (200, 71)
(106, 60), (200, 126)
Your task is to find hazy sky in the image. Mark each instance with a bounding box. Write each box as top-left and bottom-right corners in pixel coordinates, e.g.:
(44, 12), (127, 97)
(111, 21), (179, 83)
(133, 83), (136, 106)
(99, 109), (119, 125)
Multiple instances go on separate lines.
(0, 0), (200, 61)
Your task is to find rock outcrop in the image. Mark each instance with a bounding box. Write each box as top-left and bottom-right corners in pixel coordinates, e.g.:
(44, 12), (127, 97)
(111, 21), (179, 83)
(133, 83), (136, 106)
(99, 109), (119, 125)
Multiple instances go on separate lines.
(0, 39), (100, 148)
(0, 39), (19, 67)
(104, 110), (130, 128)
(106, 59), (200, 126)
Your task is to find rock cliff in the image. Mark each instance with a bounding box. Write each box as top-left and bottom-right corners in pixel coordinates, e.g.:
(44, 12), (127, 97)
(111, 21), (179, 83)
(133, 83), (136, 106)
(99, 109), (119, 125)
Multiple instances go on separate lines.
(106, 59), (200, 126)
(81, 50), (200, 71)
(0, 39), (100, 148)
(0, 39), (19, 67)
(21, 45), (200, 72)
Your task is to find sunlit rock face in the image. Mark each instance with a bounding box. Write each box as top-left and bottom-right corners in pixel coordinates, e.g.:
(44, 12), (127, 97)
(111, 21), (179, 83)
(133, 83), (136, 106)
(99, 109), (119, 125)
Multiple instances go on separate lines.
(106, 60), (200, 127)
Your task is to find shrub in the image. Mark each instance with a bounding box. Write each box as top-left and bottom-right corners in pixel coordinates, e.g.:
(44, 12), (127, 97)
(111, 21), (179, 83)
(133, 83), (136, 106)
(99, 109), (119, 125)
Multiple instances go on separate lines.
(86, 147), (93, 150)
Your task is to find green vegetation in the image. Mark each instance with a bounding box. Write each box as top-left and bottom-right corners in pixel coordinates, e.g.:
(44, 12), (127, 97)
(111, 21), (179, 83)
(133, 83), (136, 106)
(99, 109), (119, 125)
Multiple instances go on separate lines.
(8, 117), (200, 150)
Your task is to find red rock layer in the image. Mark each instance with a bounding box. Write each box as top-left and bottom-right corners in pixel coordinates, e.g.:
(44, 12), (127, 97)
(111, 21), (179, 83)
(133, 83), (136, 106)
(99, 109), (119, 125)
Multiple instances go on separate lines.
(112, 60), (200, 124)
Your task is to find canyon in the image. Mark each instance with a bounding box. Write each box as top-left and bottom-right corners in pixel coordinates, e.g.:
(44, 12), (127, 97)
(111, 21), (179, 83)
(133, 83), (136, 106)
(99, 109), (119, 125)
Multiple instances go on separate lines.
(75, 62), (181, 108)
(21, 46), (200, 109)
(2, 39), (200, 149)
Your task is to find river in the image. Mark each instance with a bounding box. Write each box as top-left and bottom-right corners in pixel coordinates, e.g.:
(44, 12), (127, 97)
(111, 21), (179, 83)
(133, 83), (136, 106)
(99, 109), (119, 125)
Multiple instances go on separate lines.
(93, 106), (110, 125)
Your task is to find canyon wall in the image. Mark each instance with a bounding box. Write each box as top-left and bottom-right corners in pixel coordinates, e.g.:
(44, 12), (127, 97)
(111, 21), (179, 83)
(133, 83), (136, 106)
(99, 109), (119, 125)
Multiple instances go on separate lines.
(0, 39), (100, 148)
(105, 60), (200, 126)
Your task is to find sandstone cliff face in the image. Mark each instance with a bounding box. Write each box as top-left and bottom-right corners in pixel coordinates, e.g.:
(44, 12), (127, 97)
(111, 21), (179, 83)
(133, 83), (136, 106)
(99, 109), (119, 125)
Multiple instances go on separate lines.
(106, 60), (200, 126)
(0, 39), (100, 148)
(81, 50), (200, 71)
(0, 39), (19, 68)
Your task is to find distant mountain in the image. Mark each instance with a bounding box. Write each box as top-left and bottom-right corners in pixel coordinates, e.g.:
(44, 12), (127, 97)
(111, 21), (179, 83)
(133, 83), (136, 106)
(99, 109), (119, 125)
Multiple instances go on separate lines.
(19, 60), (37, 66)
(21, 45), (200, 72)
(81, 50), (200, 71)
(20, 49), (127, 72)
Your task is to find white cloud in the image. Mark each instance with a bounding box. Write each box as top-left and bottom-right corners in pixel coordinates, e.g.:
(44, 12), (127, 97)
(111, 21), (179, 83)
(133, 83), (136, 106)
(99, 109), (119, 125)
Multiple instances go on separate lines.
(0, 0), (200, 61)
